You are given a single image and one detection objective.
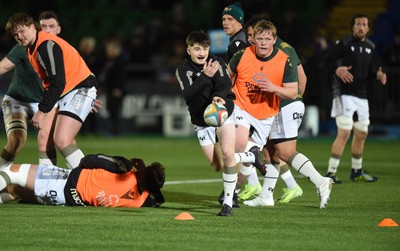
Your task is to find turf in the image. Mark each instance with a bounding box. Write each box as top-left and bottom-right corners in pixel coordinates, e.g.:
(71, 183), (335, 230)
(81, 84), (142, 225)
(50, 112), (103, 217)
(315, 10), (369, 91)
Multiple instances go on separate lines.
(0, 135), (399, 250)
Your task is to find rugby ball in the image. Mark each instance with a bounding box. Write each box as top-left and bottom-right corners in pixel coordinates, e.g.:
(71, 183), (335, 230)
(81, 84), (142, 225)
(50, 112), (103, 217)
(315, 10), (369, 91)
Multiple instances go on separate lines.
(203, 102), (228, 127)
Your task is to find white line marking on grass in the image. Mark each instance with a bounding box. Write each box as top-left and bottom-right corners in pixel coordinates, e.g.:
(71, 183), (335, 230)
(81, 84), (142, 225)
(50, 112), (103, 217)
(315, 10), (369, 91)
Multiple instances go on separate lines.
(165, 176), (306, 185)
(165, 179), (221, 185)
(164, 160), (397, 186)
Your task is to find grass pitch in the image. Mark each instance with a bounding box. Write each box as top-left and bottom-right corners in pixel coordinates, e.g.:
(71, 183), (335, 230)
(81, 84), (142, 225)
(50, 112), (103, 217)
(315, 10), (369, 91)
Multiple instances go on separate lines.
(0, 135), (399, 250)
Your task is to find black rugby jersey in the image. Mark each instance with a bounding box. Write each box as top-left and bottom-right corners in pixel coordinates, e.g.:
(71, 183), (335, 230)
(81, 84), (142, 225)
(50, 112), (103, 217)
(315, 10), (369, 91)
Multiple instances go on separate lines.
(320, 35), (379, 99)
(175, 54), (235, 127)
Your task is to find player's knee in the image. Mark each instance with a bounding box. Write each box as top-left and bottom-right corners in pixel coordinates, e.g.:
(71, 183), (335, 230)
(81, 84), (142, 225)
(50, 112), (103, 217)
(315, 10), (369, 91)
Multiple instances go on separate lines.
(235, 141), (247, 152)
(221, 151), (235, 167)
(54, 136), (73, 150)
(354, 119), (370, 133)
(6, 131), (27, 154)
(336, 116), (353, 130)
(6, 119), (27, 133)
(276, 150), (290, 163)
(271, 154), (280, 165)
(6, 119), (27, 148)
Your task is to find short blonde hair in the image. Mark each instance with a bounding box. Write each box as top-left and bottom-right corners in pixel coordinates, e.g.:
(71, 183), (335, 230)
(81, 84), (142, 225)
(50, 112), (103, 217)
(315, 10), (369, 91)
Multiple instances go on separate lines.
(253, 20), (277, 38)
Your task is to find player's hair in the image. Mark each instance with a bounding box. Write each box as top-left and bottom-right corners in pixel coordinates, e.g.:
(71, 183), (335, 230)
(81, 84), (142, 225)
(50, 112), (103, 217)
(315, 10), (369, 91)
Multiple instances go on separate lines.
(136, 162), (165, 191)
(350, 14), (369, 31)
(38, 10), (61, 25)
(186, 30), (210, 48)
(253, 20), (277, 39)
(5, 13), (40, 34)
(244, 13), (271, 33)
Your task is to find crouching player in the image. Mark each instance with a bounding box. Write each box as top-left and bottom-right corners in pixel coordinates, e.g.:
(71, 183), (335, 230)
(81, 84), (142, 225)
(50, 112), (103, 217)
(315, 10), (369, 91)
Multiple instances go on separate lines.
(0, 153), (165, 208)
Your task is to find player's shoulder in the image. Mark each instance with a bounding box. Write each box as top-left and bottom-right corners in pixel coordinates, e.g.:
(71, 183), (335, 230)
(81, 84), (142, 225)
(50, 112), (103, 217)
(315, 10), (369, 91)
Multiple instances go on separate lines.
(232, 29), (248, 42)
(340, 35), (354, 46)
(230, 30), (249, 48)
(276, 37), (293, 49)
(365, 38), (375, 48)
(232, 48), (246, 61)
(7, 43), (27, 61)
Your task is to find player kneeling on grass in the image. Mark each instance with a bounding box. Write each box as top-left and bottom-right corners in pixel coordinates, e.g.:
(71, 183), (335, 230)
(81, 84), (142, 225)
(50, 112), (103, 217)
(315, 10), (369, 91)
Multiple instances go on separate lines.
(0, 154), (165, 208)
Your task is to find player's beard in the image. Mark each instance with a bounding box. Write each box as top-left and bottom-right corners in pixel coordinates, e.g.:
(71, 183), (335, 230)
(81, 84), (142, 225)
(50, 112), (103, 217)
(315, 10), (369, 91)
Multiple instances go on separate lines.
(354, 30), (366, 40)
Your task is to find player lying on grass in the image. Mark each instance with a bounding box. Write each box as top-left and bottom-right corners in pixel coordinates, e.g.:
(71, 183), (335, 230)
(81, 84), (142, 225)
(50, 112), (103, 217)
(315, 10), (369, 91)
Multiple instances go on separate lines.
(0, 153), (165, 208)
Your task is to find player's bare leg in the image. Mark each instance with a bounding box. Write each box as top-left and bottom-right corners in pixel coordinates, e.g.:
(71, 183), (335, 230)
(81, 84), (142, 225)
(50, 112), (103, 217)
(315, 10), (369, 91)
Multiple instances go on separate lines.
(54, 115), (84, 169)
(37, 106), (58, 165)
(217, 123), (237, 216)
(0, 113), (28, 168)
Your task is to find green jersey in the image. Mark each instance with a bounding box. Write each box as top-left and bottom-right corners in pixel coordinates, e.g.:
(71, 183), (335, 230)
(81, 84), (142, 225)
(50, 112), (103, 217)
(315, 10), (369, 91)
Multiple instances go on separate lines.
(275, 37), (302, 107)
(6, 44), (43, 102)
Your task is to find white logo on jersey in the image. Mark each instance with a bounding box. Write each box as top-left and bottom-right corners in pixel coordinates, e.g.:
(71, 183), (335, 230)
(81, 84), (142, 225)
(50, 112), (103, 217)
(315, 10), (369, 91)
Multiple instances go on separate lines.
(235, 41), (241, 47)
(366, 48), (371, 54)
(359, 46), (363, 53)
(351, 46), (355, 51)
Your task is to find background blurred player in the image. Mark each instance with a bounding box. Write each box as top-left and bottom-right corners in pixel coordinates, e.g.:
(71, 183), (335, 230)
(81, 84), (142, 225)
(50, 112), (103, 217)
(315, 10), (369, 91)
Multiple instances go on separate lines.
(6, 13), (98, 169)
(320, 14), (386, 183)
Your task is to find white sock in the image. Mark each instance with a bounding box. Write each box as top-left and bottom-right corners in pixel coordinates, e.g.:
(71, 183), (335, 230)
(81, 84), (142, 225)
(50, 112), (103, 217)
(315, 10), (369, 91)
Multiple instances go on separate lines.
(39, 151), (57, 166)
(291, 153), (324, 187)
(280, 169), (297, 189)
(61, 145), (84, 169)
(247, 167), (260, 186)
(327, 157), (340, 173)
(0, 164), (30, 190)
(351, 157), (362, 170)
(222, 172), (237, 207)
(39, 158), (56, 166)
(259, 164), (279, 199)
(235, 152), (255, 164)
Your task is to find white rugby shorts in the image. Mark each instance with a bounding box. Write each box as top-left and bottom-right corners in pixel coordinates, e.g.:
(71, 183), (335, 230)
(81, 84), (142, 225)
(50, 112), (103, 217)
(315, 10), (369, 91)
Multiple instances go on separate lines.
(331, 94), (369, 121)
(194, 113), (235, 147)
(234, 104), (274, 146)
(34, 165), (71, 205)
(2, 95), (39, 119)
(58, 86), (97, 123)
(270, 101), (305, 140)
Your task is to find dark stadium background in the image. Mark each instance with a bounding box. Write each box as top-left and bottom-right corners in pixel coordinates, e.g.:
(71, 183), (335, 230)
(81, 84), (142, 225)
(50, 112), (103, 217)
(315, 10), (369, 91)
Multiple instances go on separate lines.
(0, 0), (398, 137)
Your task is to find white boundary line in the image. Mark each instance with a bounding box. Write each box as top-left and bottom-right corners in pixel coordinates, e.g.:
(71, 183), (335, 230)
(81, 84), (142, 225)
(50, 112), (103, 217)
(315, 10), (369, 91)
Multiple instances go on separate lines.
(164, 161), (396, 185)
(164, 175), (305, 185)
(165, 179), (221, 185)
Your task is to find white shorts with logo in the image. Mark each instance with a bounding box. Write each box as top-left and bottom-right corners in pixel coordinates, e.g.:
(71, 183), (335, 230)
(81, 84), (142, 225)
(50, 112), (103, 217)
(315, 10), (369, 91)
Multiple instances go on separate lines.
(2, 95), (39, 119)
(234, 104), (274, 146)
(331, 95), (369, 121)
(270, 101), (305, 140)
(34, 165), (71, 205)
(194, 114), (235, 147)
(58, 86), (97, 123)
